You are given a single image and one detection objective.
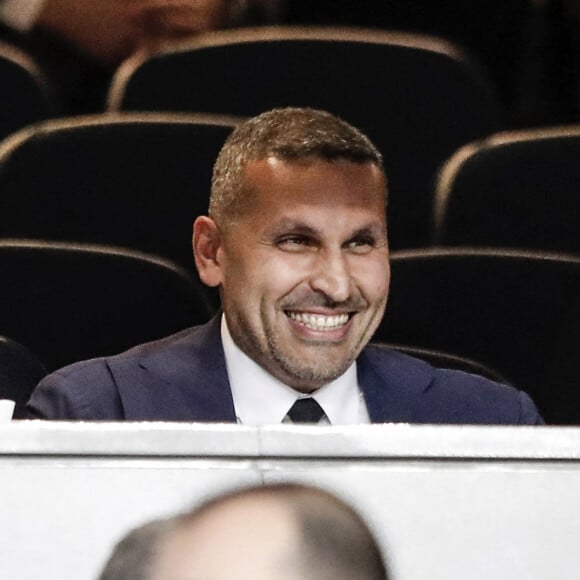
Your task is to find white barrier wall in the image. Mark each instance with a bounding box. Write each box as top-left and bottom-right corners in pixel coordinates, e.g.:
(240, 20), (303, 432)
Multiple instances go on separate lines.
(1, 422), (579, 580)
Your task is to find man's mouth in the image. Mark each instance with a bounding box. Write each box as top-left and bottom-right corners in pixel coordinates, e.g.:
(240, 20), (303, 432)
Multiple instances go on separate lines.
(285, 311), (351, 331)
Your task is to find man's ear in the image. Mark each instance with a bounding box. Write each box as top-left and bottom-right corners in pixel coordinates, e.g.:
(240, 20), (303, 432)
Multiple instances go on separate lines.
(192, 216), (223, 287)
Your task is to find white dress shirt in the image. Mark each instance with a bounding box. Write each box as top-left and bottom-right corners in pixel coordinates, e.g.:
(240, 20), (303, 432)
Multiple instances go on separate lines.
(0, 0), (45, 31)
(221, 315), (371, 425)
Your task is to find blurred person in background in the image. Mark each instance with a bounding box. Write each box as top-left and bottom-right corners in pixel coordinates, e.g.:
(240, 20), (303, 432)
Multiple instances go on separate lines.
(0, 0), (280, 112)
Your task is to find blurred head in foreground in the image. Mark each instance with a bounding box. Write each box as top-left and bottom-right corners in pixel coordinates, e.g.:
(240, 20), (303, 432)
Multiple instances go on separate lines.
(98, 483), (389, 580)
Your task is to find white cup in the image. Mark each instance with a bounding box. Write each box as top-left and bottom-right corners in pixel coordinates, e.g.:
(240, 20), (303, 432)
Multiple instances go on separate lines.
(0, 400), (16, 422)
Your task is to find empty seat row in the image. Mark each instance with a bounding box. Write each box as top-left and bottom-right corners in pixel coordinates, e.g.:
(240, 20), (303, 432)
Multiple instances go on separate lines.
(0, 241), (212, 373)
(0, 113), (578, 261)
(0, 27), (504, 248)
(283, 0), (571, 125)
(433, 125), (580, 253)
(6, 27), (578, 255)
(106, 26), (502, 249)
(0, 41), (55, 143)
(0, 113), (237, 303)
(3, 23), (577, 251)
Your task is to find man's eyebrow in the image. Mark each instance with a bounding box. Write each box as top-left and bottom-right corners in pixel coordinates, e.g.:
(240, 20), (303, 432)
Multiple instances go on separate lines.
(264, 219), (321, 237)
(263, 220), (387, 240)
(348, 223), (388, 239)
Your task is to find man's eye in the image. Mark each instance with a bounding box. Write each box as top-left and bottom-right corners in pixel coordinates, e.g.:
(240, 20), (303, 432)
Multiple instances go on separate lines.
(277, 236), (314, 250)
(346, 238), (375, 253)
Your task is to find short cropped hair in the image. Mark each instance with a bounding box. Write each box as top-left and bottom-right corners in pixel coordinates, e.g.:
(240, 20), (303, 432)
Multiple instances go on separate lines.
(210, 107), (384, 223)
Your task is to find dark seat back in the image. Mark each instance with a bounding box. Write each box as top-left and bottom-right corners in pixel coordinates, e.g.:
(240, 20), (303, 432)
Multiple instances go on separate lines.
(379, 343), (510, 384)
(0, 241), (213, 371)
(374, 248), (580, 424)
(108, 27), (502, 249)
(281, 0), (535, 121)
(0, 335), (47, 418)
(433, 126), (580, 254)
(0, 113), (238, 293)
(0, 41), (55, 141)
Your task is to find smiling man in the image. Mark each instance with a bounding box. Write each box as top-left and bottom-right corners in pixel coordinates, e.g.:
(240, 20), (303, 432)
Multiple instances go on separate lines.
(27, 107), (543, 424)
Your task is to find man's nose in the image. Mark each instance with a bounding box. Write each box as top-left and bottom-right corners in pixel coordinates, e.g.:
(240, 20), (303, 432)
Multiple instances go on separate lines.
(309, 249), (351, 303)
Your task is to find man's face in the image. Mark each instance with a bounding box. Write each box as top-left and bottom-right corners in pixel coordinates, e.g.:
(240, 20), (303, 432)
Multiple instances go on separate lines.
(197, 157), (390, 392)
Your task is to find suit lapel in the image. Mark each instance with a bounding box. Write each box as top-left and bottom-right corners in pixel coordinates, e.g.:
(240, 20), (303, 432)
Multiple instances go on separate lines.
(107, 320), (434, 423)
(109, 315), (237, 421)
(358, 345), (433, 423)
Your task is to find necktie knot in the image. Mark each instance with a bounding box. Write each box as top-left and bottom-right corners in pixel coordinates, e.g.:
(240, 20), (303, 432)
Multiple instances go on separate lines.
(286, 397), (326, 424)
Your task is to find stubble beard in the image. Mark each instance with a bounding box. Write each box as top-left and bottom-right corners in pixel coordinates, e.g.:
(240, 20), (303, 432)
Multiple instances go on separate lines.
(266, 330), (361, 389)
(228, 307), (361, 389)
(263, 304), (386, 391)
(226, 294), (386, 391)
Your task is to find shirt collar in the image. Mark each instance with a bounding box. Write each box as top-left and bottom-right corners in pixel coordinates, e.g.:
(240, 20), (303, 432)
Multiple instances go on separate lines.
(220, 314), (365, 425)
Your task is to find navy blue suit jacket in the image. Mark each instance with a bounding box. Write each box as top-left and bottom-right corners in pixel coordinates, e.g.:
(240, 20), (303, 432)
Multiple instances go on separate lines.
(27, 316), (543, 424)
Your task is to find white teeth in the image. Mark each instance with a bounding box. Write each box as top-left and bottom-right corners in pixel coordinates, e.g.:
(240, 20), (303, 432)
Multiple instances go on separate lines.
(287, 311), (349, 330)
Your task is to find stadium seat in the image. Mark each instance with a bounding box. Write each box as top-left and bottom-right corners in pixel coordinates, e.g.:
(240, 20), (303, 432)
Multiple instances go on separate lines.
(108, 27), (503, 249)
(0, 40), (55, 141)
(281, 0), (537, 123)
(0, 240), (213, 371)
(374, 247), (580, 424)
(433, 125), (580, 254)
(0, 112), (238, 306)
(382, 343), (509, 384)
(0, 335), (47, 418)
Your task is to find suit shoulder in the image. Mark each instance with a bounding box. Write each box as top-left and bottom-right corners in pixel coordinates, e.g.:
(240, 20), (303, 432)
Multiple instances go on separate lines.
(109, 324), (207, 361)
(27, 325), (205, 420)
(362, 345), (544, 424)
(27, 357), (121, 420)
(426, 367), (543, 424)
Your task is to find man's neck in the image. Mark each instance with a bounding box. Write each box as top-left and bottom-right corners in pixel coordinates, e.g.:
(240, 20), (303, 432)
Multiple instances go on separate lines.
(220, 314), (367, 425)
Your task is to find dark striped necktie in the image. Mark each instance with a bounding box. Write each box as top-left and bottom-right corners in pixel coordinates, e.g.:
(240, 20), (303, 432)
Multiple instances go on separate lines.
(286, 397), (326, 424)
